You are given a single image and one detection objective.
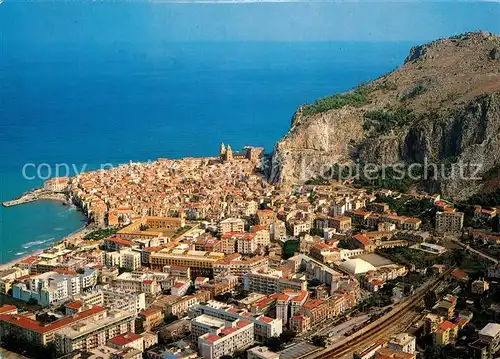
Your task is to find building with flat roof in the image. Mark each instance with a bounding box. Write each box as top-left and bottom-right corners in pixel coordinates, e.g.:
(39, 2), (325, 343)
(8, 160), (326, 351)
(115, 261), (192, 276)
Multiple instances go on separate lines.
(198, 319), (254, 359)
(218, 218), (245, 236)
(436, 211), (464, 233)
(0, 306), (106, 346)
(150, 249), (225, 277)
(12, 270), (88, 307)
(419, 243), (447, 254)
(243, 269), (307, 295)
(190, 314), (232, 343)
(388, 332), (416, 354)
(476, 322), (500, 355)
(190, 301), (282, 341)
(247, 346), (279, 359)
(55, 309), (135, 354)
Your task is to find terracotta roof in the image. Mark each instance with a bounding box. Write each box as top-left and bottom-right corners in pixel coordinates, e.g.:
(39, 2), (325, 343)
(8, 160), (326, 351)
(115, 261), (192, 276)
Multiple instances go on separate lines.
(0, 305), (16, 314)
(107, 236), (134, 246)
(109, 332), (142, 346)
(353, 233), (372, 246)
(139, 307), (162, 317)
(220, 326), (238, 335)
(258, 316), (274, 323)
(204, 334), (221, 342)
(303, 299), (325, 309)
(65, 301), (82, 309)
(0, 306), (105, 334)
(451, 269), (468, 280)
(236, 319), (252, 328)
(436, 320), (456, 333)
(18, 256), (39, 265)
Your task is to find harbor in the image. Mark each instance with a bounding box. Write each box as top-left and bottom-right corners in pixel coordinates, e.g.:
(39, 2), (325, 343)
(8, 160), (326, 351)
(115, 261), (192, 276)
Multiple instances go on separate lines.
(2, 189), (68, 207)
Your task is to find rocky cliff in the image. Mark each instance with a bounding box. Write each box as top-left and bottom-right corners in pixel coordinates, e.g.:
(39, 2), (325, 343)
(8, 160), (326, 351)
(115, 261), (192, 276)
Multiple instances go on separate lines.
(269, 31), (500, 200)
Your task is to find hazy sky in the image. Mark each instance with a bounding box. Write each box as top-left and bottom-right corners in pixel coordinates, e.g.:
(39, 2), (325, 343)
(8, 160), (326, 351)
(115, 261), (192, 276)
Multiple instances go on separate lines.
(1, 1), (499, 43)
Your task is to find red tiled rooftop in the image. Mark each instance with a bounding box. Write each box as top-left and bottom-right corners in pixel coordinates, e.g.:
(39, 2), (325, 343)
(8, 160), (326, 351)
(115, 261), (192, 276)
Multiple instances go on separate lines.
(107, 236), (135, 246)
(451, 269), (468, 280)
(258, 316), (274, 323)
(18, 256), (39, 265)
(437, 320), (456, 333)
(0, 305), (16, 314)
(353, 233), (371, 245)
(65, 301), (82, 309)
(54, 269), (77, 276)
(144, 247), (162, 253)
(220, 326), (238, 335)
(403, 217), (422, 224)
(139, 307), (162, 317)
(236, 319), (252, 328)
(109, 332), (142, 346)
(303, 299), (325, 309)
(204, 334), (221, 342)
(0, 306), (105, 334)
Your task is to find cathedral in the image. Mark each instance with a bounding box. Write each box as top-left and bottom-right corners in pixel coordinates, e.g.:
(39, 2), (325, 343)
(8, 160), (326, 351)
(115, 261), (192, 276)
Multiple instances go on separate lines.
(219, 143), (264, 163)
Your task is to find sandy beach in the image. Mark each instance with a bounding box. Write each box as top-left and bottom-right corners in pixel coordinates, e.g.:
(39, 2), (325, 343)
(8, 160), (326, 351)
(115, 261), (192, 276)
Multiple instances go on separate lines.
(0, 225), (93, 271)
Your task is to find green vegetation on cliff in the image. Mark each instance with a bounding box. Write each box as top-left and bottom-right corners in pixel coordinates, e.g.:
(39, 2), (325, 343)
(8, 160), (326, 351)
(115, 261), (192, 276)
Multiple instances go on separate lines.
(302, 86), (369, 116)
(467, 189), (500, 207)
(363, 107), (416, 135)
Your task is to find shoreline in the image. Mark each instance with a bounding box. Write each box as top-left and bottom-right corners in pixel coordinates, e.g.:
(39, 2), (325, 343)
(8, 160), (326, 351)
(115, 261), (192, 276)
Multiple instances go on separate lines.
(2, 190), (71, 208)
(0, 212), (91, 272)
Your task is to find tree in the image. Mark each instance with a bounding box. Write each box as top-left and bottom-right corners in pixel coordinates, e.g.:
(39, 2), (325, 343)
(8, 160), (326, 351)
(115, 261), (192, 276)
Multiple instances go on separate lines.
(164, 314), (178, 324)
(279, 330), (297, 343)
(424, 291), (437, 310)
(186, 284), (196, 295)
(311, 335), (327, 347)
(264, 336), (284, 352)
(282, 240), (299, 259)
(76, 268), (85, 274)
(353, 354), (362, 359)
(220, 356), (233, 359)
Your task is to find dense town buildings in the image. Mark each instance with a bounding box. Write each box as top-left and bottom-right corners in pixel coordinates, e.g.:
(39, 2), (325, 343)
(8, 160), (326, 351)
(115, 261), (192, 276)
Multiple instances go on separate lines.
(2, 146), (500, 359)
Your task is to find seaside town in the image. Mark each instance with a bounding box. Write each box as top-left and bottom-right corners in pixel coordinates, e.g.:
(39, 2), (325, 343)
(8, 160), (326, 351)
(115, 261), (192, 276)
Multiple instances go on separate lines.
(1, 144), (500, 359)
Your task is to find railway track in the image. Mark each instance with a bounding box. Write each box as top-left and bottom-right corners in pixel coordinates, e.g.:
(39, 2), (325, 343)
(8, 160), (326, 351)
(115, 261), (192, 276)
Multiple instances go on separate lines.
(307, 269), (452, 359)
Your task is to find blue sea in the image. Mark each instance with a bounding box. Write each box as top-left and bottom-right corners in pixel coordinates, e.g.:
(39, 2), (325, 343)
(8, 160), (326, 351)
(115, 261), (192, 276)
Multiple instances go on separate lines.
(1, 1), (499, 264)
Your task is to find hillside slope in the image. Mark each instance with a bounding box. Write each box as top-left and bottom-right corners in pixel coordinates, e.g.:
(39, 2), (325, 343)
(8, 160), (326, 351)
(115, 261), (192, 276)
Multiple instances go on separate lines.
(269, 31), (500, 200)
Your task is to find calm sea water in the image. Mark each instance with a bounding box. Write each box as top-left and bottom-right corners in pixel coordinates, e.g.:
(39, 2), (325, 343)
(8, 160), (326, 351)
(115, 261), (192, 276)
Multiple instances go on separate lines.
(0, 2), (444, 264)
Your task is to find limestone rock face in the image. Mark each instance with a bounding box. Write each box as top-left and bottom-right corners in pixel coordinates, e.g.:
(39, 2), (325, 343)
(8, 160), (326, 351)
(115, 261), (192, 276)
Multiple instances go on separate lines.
(270, 31), (500, 200)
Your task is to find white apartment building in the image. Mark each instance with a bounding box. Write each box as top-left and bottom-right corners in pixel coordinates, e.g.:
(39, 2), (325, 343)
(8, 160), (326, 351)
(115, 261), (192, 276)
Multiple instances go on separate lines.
(243, 269), (307, 295)
(198, 319), (254, 359)
(13, 271), (83, 307)
(213, 257), (268, 279)
(218, 218), (245, 235)
(388, 333), (416, 354)
(105, 249), (141, 271)
(436, 211), (464, 233)
(80, 267), (99, 289)
(190, 301), (282, 341)
(111, 272), (163, 295)
(245, 201), (259, 216)
(291, 221), (311, 237)
(270, 221), (286, 242)
(54, 309), (135, 354)
(77, 286), (146, 315)
(236, 236), (257, 255)
(190, 314), (229, 343)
